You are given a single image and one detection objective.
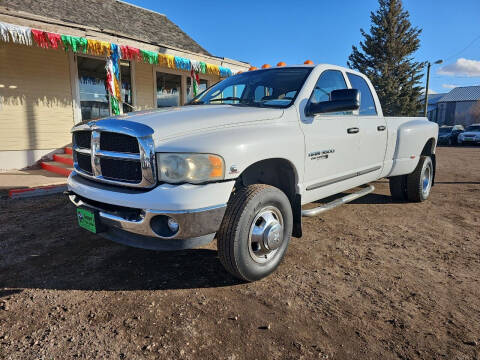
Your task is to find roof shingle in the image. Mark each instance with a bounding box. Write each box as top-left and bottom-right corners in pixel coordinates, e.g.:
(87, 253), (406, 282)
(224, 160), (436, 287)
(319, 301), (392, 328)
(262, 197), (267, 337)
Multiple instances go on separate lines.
(2, 0), (211, 56)
(439, 86), (480, 102)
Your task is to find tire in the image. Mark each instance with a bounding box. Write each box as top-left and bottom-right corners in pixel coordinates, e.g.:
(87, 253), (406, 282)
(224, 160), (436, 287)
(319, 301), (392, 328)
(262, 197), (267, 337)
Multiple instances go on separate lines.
(448, 138), (452, 146)
(406, 155), (433, 202)
(389, 175), (408, 201)
(217, 184), (293, 282)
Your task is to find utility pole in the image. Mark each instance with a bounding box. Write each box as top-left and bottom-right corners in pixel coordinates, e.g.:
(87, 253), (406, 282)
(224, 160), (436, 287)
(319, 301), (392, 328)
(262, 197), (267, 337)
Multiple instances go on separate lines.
(424, 59), (443, 118)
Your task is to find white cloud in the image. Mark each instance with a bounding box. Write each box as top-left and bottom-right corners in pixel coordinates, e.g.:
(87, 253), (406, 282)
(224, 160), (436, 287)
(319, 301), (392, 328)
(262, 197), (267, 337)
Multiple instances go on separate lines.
(420, 88), (437, 95)
(442, 84), (460, 89)
(438, 58), (480, 77)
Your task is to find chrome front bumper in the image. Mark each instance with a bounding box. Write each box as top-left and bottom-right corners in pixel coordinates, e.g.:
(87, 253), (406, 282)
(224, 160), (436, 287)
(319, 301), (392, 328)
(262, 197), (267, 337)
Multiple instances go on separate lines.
(68, 193), (226, 246)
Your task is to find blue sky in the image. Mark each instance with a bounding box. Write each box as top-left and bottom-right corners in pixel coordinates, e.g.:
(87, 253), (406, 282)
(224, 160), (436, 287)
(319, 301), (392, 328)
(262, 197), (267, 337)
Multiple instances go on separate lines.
(128, 0), (480, 94)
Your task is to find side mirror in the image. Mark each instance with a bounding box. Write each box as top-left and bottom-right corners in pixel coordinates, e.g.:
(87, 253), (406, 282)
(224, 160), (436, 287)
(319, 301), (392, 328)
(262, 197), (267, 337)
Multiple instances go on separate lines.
(306, 89), (360, 116)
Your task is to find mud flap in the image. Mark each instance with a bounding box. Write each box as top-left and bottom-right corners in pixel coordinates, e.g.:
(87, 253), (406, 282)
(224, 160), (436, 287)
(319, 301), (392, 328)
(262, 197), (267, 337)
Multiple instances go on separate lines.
(292, 194), (302, 238)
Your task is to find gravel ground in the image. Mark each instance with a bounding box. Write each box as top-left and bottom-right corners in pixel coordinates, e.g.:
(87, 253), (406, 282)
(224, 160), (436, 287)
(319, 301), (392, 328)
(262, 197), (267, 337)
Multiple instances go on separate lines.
(0, 146), (479, 360)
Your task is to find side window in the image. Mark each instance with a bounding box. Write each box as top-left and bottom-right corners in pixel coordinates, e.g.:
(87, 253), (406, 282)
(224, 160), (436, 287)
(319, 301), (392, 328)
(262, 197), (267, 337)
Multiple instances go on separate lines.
(310, 70), (347, 104)
(346, 73), (377, 116)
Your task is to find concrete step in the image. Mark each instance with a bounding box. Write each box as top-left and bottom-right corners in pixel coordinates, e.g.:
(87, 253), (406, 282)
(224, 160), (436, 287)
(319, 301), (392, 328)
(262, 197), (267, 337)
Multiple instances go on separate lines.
(41, 161), (73, 177)
(53, 153), (74, 166)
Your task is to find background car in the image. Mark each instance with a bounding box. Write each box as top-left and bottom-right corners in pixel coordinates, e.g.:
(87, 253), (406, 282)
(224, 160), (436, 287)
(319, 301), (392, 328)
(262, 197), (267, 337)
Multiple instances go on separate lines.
(458, 124), (480, 145)
(438, 125), (464, 145)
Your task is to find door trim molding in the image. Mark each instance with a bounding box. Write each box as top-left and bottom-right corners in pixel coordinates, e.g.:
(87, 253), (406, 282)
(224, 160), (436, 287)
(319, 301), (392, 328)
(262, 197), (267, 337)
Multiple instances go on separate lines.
(306, 165), (381, 191)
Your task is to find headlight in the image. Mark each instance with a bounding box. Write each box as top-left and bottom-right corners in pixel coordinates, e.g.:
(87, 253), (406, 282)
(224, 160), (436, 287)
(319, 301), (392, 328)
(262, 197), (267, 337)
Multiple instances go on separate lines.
(156, 153), (225, 184)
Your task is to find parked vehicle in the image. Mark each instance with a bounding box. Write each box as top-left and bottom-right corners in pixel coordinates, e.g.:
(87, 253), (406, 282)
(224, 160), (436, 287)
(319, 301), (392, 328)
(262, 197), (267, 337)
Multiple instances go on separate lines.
(67, 64), (438, 281)
(438, 125), (464, 145)
(458, 124), (480, 145)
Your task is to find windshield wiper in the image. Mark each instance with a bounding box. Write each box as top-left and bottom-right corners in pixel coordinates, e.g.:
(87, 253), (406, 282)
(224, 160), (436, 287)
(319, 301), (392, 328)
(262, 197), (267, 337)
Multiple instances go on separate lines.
(208, 97), (242, 103)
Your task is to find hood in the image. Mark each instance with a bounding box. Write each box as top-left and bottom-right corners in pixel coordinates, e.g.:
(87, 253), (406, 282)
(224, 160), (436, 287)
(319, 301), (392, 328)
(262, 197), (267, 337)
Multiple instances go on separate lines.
(113, 105), (284, 142)
(461, 131), (480, 136)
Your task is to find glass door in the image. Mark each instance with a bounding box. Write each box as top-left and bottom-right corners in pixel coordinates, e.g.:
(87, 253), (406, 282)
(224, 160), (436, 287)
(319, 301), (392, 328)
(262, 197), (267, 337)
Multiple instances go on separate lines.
(77, 56), (109, 121)
(156, 72), (181, 107)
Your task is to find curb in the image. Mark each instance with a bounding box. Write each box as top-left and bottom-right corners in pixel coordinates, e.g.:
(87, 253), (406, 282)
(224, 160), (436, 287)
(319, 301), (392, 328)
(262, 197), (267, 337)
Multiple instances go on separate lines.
(8, 184), (67, 199)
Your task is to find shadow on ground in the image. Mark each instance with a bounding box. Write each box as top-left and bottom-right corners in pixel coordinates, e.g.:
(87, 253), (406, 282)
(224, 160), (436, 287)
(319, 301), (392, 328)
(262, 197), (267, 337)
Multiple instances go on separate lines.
(1, 242), (242, 293)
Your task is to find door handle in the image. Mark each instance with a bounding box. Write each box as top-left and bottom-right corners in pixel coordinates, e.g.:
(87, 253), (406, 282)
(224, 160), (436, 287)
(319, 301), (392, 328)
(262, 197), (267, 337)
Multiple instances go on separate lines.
(377, 125), (386, 131)
(347, 127), (359, 134)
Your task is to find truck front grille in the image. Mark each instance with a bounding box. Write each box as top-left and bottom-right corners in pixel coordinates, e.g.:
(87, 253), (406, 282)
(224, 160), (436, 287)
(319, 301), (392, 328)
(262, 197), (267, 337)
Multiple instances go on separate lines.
(100, 132), (139, 154)
(71, 119), (156, 188)
(73, 131), (91, 149)
(75, 152), (92, 174)
(100, 158), (142, 182)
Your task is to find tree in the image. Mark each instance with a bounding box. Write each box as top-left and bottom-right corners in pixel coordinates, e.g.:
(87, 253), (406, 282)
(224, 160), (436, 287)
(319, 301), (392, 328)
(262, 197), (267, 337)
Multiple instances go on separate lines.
(347, 0), (425, 116)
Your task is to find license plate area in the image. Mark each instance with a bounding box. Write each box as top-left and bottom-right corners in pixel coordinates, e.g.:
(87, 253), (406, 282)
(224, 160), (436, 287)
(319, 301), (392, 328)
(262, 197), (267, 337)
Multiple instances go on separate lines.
(77, 207), (103, 233)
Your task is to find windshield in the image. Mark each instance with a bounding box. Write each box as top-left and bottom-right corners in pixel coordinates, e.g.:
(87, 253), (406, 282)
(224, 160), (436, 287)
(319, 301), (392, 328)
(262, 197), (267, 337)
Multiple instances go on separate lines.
(439, 127), (452, 134)
(466, 125), (480, 132)
(189, 67), (312, 108)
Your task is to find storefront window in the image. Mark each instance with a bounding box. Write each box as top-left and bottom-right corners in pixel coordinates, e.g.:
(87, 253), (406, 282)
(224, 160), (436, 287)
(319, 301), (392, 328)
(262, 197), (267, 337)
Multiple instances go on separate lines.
(156, 72), (181, 107)
(120, 60), (133, 113)
(77, 56), (109, 121)
(186, 77), (209, 102)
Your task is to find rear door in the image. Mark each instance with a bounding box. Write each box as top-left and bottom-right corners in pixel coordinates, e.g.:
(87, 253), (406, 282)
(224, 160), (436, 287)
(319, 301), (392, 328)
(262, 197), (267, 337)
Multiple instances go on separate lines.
(346, 73), (387, 180)
(301, 70), (361, 194)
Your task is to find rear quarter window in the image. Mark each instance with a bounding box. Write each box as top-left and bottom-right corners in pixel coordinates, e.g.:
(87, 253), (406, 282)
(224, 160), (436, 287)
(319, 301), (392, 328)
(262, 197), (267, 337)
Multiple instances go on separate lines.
(347, 73), (377, 116)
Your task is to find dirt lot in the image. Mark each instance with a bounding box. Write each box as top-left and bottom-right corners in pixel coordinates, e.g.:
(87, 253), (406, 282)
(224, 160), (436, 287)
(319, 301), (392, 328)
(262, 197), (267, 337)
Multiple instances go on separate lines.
(1, 146), (479, 360)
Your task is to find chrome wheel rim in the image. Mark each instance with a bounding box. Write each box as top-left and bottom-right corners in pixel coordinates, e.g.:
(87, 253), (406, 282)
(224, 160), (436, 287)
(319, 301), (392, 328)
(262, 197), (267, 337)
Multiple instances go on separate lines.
(422, 162), (433, 197)
(248, 206), (284, 264)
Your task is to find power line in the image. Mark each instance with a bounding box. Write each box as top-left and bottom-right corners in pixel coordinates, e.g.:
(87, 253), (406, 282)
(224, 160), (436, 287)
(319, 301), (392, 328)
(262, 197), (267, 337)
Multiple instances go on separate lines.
(444, 34), (480, 62)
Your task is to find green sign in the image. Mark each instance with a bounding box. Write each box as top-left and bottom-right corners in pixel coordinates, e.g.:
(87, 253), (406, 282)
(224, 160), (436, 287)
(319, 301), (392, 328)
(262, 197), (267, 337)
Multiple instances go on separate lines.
(77, 208), (97, 233)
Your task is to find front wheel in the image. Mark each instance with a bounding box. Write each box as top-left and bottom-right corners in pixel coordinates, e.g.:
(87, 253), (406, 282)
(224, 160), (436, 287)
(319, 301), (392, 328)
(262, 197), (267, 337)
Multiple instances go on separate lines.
(406, 155), (433, 202)
(217, 184), (293, 282)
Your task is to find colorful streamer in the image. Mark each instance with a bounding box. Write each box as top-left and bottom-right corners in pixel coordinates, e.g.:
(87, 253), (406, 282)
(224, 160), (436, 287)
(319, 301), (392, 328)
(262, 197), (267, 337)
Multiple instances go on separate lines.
(87, 39), (112, 56)
(0, 23), (32, 45)
(140, 49), (158, 64)
(174, 56), (191, 71)
(206, 63), (220, 76)
(110, 44), (121, 78)
(61, 35), (87, 53)
(199, 61), (207, 74)
(219, 66), (232, 78)
(0, 20), (235, 79)
(158, 53), (176, 69)
(106, 57), (121, 115)
(31, 29), (49, 48)
(46, 32), (62, 49)
(120, 45), (141, 61)
(190, 67), (200, 96)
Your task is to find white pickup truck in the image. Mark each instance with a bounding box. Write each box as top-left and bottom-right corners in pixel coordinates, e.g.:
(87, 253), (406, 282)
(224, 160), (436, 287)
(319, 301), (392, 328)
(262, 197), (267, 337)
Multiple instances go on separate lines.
(67, 64), (438, 281)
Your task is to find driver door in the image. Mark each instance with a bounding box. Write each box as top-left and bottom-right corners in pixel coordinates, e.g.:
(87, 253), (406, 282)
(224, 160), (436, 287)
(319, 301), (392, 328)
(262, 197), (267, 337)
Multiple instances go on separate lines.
(300, 70), (361, 201)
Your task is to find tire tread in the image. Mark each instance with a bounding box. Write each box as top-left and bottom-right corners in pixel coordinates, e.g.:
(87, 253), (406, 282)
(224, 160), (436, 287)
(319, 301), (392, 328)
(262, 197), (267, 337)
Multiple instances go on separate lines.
(217, 184), (274, 280)
(407, 155), (430, 202)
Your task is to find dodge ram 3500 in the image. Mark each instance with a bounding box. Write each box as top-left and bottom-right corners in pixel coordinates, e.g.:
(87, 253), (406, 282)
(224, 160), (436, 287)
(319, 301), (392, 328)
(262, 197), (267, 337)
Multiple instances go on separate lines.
(68, 64), (438, 281)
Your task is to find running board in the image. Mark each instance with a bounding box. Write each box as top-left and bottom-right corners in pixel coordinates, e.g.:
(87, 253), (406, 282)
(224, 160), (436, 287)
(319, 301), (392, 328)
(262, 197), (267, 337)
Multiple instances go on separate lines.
(301, 184), (375, 217)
